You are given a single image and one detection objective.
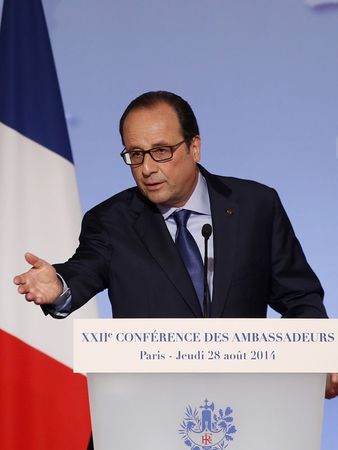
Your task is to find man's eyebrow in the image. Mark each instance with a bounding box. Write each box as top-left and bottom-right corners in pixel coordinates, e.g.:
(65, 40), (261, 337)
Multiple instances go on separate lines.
(127, 141), (170, 151)
(151, 141), (171, 147)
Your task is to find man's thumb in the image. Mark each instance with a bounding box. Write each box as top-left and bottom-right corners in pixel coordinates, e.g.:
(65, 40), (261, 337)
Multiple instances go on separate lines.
(25, 252), (45, 268)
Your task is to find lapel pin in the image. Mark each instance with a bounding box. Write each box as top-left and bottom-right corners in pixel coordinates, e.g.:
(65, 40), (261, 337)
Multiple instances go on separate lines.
(226, 208), (233, 216)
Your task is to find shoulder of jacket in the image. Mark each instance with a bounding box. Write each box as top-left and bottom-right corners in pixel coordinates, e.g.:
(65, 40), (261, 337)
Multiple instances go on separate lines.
(84, 186), (139, 218)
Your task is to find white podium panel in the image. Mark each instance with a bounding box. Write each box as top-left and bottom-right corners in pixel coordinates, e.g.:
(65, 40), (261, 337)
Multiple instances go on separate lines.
(75, 320), (335, 450)
(87, 372), (326, 450)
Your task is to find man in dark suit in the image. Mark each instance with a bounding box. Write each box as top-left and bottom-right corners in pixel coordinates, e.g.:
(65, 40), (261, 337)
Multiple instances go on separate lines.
(13, 90), (337, 397)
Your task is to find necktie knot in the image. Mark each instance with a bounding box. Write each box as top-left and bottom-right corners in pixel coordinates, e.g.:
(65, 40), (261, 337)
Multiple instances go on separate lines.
(173, 209), (191, 228)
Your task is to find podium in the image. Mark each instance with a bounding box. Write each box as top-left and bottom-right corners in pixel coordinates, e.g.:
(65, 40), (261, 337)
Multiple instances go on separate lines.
(74, 319), (338, 450)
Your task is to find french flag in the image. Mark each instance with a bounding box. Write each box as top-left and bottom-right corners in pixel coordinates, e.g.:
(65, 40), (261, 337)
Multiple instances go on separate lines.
(0, 1), (97, 448)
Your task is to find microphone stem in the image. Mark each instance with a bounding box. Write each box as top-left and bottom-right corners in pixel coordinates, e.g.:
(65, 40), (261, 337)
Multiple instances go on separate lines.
(203, 235), (211, 318)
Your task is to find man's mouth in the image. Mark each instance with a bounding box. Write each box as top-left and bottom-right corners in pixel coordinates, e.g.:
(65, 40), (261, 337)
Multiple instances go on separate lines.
(144, 181), (164, 191)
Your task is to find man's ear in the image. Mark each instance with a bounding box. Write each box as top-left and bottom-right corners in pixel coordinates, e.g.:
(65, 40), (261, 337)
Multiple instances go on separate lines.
(190, 135), (201, 162)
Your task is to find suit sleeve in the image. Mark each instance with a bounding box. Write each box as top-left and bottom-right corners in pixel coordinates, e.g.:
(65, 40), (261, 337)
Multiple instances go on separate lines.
(268, 189), (327, 318)
(49, 209), (111, 315)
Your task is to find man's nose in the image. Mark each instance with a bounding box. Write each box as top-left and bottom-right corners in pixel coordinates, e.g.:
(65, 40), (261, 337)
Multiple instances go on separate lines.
(142, 153), (158, 176)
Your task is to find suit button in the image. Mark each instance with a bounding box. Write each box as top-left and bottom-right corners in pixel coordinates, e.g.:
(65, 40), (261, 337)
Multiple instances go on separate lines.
(226, 208), (233, 216)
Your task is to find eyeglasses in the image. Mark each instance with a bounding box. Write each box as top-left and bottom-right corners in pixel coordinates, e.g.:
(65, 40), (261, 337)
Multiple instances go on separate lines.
(120, 139), (187, 166)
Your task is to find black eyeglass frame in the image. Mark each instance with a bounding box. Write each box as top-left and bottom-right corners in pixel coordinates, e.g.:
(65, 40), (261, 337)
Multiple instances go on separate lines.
(120, 139), (189, 166)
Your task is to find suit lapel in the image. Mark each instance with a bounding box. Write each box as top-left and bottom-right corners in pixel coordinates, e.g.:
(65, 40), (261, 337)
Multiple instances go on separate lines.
(202, 168), (239, 317)
(130, 193), (202, 317)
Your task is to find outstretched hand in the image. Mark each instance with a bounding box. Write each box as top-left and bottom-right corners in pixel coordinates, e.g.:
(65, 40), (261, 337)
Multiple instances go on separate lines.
(13, 253), (63, 305)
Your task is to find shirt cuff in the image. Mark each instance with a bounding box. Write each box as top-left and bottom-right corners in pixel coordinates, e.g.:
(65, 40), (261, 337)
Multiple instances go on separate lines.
(45, 274), (72, 317)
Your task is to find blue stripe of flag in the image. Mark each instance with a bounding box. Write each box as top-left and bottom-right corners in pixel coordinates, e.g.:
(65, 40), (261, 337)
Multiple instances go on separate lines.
(0, 0), (73, 163)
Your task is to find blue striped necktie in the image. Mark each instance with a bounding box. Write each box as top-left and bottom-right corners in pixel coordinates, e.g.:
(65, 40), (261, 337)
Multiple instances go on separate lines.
(173, 209), (204, 310)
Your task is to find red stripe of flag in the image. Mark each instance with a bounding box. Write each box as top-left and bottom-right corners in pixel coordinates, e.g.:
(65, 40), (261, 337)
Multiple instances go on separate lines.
(0, 330), (92, 450)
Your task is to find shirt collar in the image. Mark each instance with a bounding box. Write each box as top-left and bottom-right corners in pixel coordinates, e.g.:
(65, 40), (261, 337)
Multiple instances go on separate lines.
(158, 171), (211, 220)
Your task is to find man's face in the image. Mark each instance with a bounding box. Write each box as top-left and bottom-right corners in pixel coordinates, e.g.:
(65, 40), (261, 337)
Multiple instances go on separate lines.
(122, 102), (201, 208)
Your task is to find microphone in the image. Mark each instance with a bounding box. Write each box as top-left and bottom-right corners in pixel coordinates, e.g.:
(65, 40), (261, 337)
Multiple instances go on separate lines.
(201, 224), (212, 318)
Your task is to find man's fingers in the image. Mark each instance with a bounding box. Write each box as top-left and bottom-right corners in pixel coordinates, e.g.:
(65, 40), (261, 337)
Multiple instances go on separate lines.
(24, 290), (45, 304)
(331, 373), (338, 383)
(24, 252), (45, 268)
(325, 373), (338, 399)
(13, 274), (25, 285)
(14, 253), (60, 305)
(24, 289), (42, 303)
(18, 284), (29, 294)
(25, 292), (36, 302)
(13, 253), (49, 285)
(329, 373), (338, 398)
(34, 297), (44, 305)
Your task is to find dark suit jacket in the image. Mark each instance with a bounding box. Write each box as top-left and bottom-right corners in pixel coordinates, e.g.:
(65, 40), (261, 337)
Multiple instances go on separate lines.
(53, 165), (327, 319)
